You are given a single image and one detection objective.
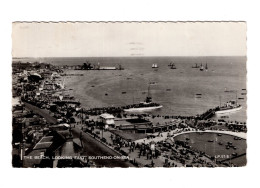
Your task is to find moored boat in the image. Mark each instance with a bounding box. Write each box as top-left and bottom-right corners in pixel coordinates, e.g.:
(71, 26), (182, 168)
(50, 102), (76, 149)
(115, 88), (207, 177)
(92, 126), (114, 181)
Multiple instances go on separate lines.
(123, 84), (162, 112)
(215, 100), (242, 114)
(200, 63), (204, 71)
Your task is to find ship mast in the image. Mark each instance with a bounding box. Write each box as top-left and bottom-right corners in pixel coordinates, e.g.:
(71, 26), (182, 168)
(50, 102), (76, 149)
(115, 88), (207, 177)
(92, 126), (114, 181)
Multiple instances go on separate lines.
(236, 90), (238, 105)
(133, 91), (135, 104)
(147, 84), (151, 98)
(145, 84), (152, 103)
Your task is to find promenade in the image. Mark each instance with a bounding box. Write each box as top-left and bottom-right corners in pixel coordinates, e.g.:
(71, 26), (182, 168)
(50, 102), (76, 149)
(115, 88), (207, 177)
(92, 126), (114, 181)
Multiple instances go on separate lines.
(134, 129), (246, 144)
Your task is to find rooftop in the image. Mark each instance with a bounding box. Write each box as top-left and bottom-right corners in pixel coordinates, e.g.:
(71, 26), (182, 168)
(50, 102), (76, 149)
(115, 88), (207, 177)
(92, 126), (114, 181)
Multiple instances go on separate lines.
(33, 142), (53, 150)
(100, 113), (115, 119)
(39, 136), (53, 143)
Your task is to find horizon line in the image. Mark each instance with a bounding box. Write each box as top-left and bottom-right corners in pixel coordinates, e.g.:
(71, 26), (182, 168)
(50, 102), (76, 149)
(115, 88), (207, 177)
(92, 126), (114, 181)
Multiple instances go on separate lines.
(13, 55), (247, 59)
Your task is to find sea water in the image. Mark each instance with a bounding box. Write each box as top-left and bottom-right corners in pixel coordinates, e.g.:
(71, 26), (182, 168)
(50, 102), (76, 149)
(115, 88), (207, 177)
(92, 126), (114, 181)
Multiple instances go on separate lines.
(14, 56), (247, 122)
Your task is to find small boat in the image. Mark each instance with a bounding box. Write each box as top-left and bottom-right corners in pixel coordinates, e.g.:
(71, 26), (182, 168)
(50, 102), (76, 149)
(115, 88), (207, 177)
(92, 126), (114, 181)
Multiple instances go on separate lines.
(233, 146), (237, 150)
(242, 89), (246, 90)
(122, 91), (126, 94)
(228, 142), (233, 145)
(232, 152), (237, 156)
(166, 89), (171, 91)
(170, 63), (176, 69)
(208, 140), (214, 142)
(152, 64), (158, 68)
(91, 85), (95, 87)
(200, 63), (204, 71)
(218, 142), (223, 145)
(241, 93), (247, 95)
(238, 98), (244, 100)
(217, 133), (222, 136)
(226, 146), (230, 149)
(196, 93), (202, 95)
(205, 63), (208, 71)
(105, 93), (108, 96)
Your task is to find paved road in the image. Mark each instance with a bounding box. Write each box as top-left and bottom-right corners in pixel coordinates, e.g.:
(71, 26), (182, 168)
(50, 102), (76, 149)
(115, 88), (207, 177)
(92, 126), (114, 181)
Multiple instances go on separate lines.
(24, 102), (57, 124)
(72, 128), (134, 167)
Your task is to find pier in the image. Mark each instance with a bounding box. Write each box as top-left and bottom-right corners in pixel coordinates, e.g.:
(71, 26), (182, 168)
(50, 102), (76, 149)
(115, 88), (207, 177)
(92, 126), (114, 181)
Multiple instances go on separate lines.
(199, 108), (216, 120)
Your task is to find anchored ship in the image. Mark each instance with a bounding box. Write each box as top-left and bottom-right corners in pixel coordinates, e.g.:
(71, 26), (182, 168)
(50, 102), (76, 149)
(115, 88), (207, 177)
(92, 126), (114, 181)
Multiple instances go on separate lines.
(215, 100), (242, 114)
(123, 85), (162, 112)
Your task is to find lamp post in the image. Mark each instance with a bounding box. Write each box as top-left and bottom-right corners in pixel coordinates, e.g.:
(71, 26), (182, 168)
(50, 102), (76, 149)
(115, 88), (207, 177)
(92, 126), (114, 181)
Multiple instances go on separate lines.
(101, 124), (104, 139)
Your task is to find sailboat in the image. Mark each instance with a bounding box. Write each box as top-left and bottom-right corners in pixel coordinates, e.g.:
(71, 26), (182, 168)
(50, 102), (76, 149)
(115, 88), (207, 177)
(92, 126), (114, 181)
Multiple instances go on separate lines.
(170, 62), (176, 69)
(200, 63), (204, 71)
(152, 64), (158, 68)
(123, 84), (163, 112)
(205, 63), (208, 71)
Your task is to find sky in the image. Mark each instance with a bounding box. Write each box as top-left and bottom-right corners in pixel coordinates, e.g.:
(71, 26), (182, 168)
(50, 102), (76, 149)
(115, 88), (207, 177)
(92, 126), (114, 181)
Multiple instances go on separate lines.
(12, 22), (247, 57)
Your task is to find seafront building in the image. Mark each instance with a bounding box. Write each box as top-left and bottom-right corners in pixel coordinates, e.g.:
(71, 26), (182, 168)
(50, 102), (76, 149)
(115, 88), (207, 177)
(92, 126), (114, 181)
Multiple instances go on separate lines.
(99, 113), (115, 128)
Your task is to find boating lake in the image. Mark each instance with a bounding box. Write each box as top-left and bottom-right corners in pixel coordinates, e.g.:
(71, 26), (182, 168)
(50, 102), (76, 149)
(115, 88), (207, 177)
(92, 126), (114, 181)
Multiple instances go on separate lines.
(174, 132), (247, 166)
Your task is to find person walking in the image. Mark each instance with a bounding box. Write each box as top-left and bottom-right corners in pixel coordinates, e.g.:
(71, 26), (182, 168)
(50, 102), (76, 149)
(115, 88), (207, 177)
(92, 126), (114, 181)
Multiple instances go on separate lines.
(151, 160), (155, 167)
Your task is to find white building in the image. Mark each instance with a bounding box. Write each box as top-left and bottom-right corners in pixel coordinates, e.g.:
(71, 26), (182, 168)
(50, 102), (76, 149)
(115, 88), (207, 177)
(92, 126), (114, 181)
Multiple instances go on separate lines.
(99, 113), (115, 127)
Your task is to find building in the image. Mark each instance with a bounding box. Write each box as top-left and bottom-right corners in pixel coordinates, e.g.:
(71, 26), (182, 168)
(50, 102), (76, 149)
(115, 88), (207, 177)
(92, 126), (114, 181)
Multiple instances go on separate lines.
(99, 113), (115, 127)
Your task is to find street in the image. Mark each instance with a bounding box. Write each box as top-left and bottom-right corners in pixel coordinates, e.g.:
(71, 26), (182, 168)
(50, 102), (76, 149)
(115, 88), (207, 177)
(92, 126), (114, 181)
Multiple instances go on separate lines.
(71, 128), (134, 167)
